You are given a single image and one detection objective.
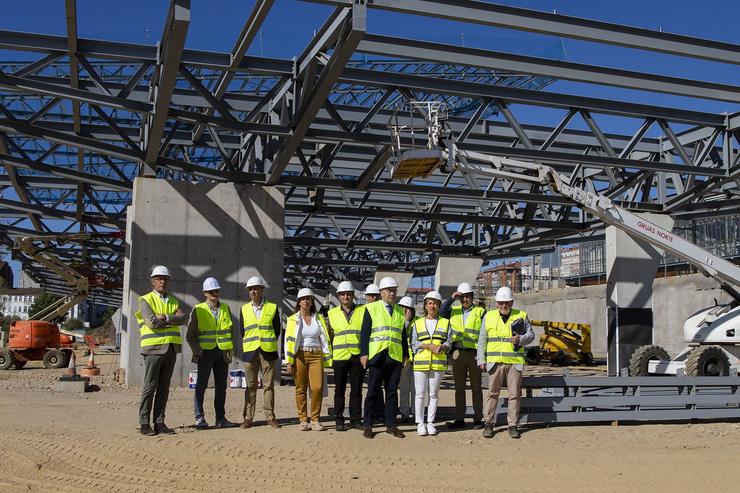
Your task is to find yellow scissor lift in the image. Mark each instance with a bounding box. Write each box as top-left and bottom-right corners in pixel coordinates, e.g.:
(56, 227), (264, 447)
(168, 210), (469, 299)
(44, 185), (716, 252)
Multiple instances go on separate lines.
(525, 320), (593, 366)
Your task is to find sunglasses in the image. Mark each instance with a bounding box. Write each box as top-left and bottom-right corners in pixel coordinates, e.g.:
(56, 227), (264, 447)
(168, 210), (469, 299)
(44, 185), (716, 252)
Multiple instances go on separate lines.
(205, 290), (220, 295)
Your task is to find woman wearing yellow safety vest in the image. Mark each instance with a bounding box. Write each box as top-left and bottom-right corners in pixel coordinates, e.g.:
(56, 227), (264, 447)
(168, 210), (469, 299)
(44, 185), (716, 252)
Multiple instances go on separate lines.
(185, 277), (236, 430)
(476, 286), (535, 439)
(411, 290), (453, 436)
(285, 288), (333, 431)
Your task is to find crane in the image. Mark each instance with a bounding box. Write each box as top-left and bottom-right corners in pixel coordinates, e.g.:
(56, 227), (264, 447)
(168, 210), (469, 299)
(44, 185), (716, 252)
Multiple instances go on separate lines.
(0, 232), (122, 370)
(389, 102), (740, 376)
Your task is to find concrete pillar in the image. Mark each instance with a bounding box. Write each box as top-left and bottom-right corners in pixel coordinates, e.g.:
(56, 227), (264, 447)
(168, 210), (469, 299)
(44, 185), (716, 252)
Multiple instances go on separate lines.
(374, 271), (413, 296)
(434, 256), (483, 299)
(121, 178), (284, 387)
(605, 213), (674, 375)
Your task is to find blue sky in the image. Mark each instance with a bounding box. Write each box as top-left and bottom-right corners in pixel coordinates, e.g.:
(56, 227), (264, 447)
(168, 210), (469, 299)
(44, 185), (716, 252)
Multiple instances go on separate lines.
(3, 1), (738, 123)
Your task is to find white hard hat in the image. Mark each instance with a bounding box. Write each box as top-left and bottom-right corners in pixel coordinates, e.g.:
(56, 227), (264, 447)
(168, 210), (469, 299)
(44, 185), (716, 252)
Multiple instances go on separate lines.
(378, 277), (399, 290)
(336, 281), (354, 293)
(246, 275), (266, 288)
(202, 277), (221, 291)
(297, 287), (314, 300)
(364, 283), (380, 295)
(423, 290), (443, 302)
(398, 296), (414, 309)
(150, 265), (170, 278)
(495, 286), (514, 302)
(457, 282), (474, 294)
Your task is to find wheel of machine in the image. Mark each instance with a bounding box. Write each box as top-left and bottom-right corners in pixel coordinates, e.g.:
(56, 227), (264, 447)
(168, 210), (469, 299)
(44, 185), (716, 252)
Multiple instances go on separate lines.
(525, 347), (542, 365)
(13, 360), (27, 369)
(552, 349), (571, 367)
(685, 345), (730, 377)
(58, 349), (70, 368)
(580, 352), (594, 366)
(43, 349), (66, 369)
(0, 348), (14, 370)
(628, 345), (670, 376)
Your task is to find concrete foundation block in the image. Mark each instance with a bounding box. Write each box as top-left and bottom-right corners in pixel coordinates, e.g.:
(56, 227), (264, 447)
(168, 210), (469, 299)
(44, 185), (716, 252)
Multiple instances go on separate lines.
(54, 377), (90, 393)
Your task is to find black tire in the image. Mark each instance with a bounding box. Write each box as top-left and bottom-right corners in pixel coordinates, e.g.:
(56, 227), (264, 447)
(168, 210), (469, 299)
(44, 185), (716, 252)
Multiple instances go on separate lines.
(0, 349), (14, 370)
(525, 347), (542, 365)
(685, 345), (730, 377)
(58, 350), (70, 368)
(13, 360), (27, 369)
(580, 352), (594, 366)
(43, 350), (66, 369)
(552, 349), (571, 367)
(628, 345), (670, 376)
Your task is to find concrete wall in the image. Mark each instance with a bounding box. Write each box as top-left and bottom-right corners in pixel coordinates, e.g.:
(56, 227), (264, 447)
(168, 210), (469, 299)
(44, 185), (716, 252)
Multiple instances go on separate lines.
(512, 274), (731, 357)
(121, 178), (284, 387)
(434, 256), (483, 299)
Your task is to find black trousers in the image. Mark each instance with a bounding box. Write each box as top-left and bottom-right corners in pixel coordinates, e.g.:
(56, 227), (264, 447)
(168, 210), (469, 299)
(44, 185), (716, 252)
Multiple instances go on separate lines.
(194, 348), (228, 422)
(363, 350), (403, 427)
(332, 355), (366, 425)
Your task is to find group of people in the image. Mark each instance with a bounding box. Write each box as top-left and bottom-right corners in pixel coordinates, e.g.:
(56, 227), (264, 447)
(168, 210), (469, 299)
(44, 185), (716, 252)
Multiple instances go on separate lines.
(136, 265), (534, 439)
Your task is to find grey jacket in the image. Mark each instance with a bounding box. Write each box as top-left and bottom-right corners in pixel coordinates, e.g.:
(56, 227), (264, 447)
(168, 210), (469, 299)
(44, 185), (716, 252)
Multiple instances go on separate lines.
(185, 302), (234, 363)
(139, 292), (187, 355)
(476, 310), (535, 372)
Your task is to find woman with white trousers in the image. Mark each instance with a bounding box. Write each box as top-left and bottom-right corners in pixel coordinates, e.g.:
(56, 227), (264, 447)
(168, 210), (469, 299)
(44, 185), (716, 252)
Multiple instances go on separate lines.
(411, 290), (452, 436)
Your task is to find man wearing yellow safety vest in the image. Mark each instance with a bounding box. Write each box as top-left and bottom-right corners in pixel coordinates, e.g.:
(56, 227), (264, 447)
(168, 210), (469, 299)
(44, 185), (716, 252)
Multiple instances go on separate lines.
(327, 281), (365, 432)
(240, 275), (282, 429)
(397, 296), (416, 423)
(476, 286), (534, 439)
(440, 282), (486, 430)
(359, 276), (409, 439)
(364, 283), (380, 303)
(185, 277), (236, 430)
(364, 283), (385, 425)
(135, 265), (187, 436)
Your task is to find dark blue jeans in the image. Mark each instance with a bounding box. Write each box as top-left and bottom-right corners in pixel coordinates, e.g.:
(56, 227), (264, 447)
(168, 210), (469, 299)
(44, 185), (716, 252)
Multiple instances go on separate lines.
(193, 348), (228, 423)
(363, 350), (403, 427)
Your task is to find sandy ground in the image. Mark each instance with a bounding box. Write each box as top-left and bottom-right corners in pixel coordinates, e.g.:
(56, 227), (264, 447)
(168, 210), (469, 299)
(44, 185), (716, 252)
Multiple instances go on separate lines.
(1, 352), (739, 493)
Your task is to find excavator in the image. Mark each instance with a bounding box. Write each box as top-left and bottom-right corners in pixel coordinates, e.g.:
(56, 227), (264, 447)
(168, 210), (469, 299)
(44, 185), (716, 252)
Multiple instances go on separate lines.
(0, 232), (121, 370)
(389, 102), (740, 376)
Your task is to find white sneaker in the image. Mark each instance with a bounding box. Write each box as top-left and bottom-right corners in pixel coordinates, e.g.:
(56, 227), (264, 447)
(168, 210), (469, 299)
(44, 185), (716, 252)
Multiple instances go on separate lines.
(417, 423), (428, 436)
(426, 423), (438, 436)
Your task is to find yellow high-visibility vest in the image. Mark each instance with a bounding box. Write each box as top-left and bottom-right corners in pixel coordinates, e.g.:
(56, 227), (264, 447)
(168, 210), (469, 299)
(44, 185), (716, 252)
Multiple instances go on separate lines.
(483, 309), (527, 365)
(366, 301), (405, 363)
(328, 305), (364, 361)
(285, 313), (333, 368)
(135, 291), (182, 347)
(241, 301), (278, 353)
(193, 302), (234, 350)
(450, 306), (485, 350)
(412, 317), (450, 371)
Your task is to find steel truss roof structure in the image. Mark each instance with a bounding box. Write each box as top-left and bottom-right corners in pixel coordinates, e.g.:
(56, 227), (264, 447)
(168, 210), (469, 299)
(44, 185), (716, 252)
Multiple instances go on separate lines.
(0, 0), (739, 303)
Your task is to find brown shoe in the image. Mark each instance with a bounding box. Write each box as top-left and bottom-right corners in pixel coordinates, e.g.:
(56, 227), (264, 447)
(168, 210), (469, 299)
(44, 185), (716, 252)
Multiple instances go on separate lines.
(363, 427), (375, 439)
(239, 419), (253, 429)
(267, 418), (281, 429)
(385, 426), (405, 438)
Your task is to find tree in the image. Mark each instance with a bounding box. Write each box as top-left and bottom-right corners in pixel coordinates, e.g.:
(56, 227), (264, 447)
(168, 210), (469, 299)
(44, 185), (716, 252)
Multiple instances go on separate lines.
(62, 317), (84, 332)
(28, 292), (64, 321)
(100, 306), (118, 324)
(0, 314), (20, 332)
